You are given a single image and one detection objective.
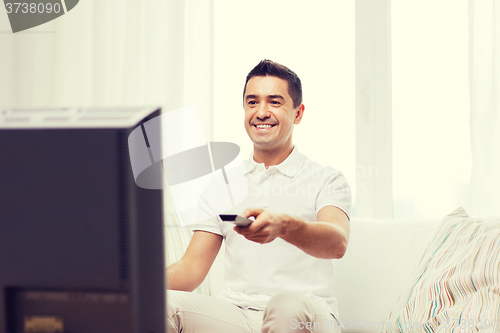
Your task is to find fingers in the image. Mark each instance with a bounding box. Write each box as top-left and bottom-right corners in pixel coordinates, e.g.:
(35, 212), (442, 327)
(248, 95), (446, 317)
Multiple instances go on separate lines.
(238, 209), (268, 233)
(242, 207), (264, 218)
(234, 225), (273, 243)
(234, 223), (267, 233)
(234, 208), (280, 244)
(234, 227), (272, 244)
(234, 220), (266, 234)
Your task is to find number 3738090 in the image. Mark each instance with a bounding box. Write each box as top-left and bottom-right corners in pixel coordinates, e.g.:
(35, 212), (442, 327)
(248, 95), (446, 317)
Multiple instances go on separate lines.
(5, 2), (62, 14)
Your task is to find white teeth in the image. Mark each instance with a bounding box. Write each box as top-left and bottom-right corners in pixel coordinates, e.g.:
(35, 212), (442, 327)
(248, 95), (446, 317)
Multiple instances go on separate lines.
(256, 124), (273, 128)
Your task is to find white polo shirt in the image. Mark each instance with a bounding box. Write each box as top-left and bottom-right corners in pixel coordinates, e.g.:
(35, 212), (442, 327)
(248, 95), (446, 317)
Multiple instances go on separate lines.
(191, 146), (351, 317)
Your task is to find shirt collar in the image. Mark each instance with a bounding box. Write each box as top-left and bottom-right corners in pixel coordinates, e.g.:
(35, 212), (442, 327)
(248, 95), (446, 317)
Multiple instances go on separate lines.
(244, 146), (307, 178)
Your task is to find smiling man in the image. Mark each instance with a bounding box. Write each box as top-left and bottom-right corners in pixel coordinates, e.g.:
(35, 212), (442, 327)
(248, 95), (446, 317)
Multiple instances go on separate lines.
(167, 60), (351, 333)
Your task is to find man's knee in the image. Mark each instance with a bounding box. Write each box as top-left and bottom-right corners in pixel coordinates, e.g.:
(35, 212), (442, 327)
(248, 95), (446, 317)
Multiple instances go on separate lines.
(265, 292), (313, 317)
(167, 290), (185, 316)
(167, 290), (208, 332)
(263, 292), (340, 333)
(166, 290), (186, 333)
(264, 292), (312, 321)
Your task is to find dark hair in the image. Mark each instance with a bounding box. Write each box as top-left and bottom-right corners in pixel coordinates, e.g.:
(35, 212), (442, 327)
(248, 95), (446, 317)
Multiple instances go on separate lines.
(243, 60), (303, 108)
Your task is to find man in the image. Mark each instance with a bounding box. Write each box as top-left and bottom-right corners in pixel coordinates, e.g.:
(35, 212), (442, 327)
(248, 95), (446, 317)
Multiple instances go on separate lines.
(167, 60), (351, 333)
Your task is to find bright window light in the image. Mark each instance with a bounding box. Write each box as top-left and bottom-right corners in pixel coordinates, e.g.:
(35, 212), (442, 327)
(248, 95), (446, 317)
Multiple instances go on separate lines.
(213, 0), (356, 209)
(391, 0), (472, 219)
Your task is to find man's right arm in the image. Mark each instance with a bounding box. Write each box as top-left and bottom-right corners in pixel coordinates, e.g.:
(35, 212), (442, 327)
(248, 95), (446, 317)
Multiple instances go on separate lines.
(166, 230), (223, 292)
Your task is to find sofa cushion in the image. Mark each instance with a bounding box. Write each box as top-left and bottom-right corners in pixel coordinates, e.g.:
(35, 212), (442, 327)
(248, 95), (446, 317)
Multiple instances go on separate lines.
(383, 207), (500, 332)
(333, 217), (439, 332)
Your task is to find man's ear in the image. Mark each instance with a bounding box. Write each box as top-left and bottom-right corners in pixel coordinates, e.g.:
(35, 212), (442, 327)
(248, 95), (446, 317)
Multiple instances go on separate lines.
(294, 104), (305, 125)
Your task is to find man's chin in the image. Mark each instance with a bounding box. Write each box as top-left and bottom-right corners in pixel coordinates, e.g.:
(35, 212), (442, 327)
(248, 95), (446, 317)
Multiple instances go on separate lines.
(252, 141), (279, 151)
(248, 133), (272, 144)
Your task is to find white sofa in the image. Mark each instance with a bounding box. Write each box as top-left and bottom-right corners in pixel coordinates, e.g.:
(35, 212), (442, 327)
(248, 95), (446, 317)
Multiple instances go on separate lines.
(206, 217), (440, 333)
(332, 218), (439, 333)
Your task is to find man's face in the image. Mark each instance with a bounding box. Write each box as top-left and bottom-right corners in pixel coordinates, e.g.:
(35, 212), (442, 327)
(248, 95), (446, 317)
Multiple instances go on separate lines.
(243, 75), (303, 152)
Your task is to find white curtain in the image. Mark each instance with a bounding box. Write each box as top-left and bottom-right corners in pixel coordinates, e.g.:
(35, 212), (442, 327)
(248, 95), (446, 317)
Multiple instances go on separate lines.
(0, 0), (214, 293)
(468, 0), (500, 218)
(0, 0), (213, 134)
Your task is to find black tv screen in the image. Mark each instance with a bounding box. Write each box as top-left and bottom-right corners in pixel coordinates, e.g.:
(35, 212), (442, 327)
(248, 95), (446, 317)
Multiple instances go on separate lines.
(0, 107), (166, 333)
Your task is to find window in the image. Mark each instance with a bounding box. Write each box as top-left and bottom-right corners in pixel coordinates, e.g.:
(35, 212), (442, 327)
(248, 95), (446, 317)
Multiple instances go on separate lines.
(214, 0), (356, 207)
(391, 0), (471, 219)
(213, 0), (471, 219)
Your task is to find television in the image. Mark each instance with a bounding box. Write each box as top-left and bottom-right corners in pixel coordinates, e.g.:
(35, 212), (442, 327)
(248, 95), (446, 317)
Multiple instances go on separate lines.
(0, 107), (166, 333)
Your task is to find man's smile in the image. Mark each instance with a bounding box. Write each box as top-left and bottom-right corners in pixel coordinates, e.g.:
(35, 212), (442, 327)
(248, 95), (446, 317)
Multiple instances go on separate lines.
(253, 123), (277, 130)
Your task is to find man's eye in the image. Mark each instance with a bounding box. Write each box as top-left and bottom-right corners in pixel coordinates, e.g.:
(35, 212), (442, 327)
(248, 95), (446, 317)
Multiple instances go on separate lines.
(248, 101), (257, 105)
(270, 101), (280, 105)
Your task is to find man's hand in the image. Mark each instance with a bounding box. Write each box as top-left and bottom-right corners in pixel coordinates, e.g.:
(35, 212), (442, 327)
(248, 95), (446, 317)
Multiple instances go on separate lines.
(233, 206), (349, 259)
(233, 208), (286, 244)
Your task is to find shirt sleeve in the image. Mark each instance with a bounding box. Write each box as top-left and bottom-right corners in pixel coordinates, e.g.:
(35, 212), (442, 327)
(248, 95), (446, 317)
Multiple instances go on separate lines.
(315, 167), (352, 220)
(189, 173), (224, 236)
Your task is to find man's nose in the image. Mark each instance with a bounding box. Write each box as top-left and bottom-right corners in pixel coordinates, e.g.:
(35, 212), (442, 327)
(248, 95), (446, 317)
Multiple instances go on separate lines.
(255, 103), (271, 119)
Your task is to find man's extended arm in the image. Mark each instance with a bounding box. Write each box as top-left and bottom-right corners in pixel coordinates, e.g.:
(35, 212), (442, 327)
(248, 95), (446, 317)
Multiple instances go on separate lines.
(167, 230), (223, 291)
(235, 206), (349, 260)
